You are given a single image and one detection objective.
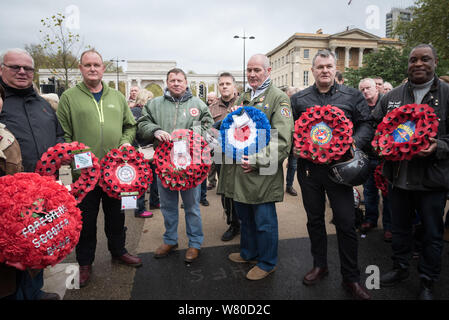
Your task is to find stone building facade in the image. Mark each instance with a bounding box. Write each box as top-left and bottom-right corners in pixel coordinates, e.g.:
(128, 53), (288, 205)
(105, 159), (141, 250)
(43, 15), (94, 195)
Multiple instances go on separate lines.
(267, 28), (402, 90)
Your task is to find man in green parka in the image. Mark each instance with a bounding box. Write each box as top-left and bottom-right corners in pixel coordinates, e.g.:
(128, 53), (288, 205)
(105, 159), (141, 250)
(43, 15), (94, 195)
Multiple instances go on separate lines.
(57, 49), (141, 288)
(217, 54), (294, 280)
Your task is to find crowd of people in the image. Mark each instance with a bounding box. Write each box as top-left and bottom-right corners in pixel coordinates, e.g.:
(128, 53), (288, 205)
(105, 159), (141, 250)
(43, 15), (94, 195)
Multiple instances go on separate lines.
(0, 43), (448, 301)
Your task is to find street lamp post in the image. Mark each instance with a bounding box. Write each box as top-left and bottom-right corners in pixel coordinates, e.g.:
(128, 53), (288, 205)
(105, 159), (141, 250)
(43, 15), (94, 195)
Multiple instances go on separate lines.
(110, 57), (125, 91)
(234, 31), (255, 92)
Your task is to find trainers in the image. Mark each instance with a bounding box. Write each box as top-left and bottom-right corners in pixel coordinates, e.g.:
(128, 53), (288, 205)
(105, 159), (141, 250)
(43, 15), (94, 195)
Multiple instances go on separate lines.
(246, 266), (276, 280)
(135, 211), (153, 218)
(228, 252), (257, 264)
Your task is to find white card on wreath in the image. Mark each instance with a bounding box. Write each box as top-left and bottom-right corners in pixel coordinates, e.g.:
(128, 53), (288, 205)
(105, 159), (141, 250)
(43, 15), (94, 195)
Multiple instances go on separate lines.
(173, 140), (188, 155)
(74, 152), (93, 170)
(233, 112), (250, 128)
(121, 196), (137, 210)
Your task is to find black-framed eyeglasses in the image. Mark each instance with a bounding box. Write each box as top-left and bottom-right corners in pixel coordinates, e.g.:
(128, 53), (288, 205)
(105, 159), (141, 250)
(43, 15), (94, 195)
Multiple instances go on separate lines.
(1, 63), (35, 74)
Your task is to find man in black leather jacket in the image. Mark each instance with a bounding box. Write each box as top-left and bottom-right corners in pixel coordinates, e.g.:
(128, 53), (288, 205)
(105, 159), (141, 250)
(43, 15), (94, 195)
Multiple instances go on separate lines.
(291, 49), (374, 300)
(373, 44), (449, 300)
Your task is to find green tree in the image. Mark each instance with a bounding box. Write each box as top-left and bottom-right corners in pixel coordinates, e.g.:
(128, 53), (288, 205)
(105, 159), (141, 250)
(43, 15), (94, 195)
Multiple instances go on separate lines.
(39, 13), (85, 89)
(394, 0), (449, 75)
(343, 46), (409, 88)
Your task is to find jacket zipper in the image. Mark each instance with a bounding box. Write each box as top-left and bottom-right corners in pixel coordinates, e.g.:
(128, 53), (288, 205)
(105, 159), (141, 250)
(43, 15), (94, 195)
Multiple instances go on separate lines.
(92, 98), (105, 154)
(173, 101), (179, 131)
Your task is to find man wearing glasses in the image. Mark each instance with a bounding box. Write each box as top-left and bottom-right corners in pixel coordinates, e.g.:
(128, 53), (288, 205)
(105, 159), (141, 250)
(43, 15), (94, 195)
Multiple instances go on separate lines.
(0, 48), (64, 300)
(57, 49), (140, 288)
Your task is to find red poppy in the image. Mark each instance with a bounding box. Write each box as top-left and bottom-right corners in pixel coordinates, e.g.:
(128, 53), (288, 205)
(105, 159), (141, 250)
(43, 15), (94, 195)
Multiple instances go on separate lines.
(0, 173), (82, 270)
(155, 129), (211, 191)
(99, 146), (153, 199)
(35, 142), (100, 203)
(294, 105), (353, 164)
(372, 104), (438, 161)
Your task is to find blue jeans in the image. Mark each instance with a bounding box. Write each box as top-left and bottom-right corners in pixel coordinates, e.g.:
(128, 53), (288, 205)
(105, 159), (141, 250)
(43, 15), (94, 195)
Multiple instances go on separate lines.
(234, 201), (278, 272)
(286, 153), (297, 188)
(157, 178), (203, 249)
(363, 160), (392, 231)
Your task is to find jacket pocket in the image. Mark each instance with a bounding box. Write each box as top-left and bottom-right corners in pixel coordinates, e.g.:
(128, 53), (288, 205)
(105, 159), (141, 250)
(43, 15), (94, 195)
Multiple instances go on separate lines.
(422, 158), (449, 190)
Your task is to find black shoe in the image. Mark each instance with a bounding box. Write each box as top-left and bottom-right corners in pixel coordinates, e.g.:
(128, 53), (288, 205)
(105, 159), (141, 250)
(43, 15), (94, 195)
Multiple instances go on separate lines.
(149, 204), (160, 210)
(418, 278), (434, 300)
(286, 186), (298, 196)
(181, 203), (184, 209)
(38, 292), (61, 300)
(380, 268), (410, 287)
(221, 226), (240, 241)
(200, 199), (210, 206)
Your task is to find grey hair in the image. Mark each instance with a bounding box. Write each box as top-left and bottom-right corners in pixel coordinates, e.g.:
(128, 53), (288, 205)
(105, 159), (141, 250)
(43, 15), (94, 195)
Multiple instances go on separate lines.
(249, 54), (270, 70)
(312, 49), (336, 67)
(0, 48), (35, 68)
(358, 78), (376, 89)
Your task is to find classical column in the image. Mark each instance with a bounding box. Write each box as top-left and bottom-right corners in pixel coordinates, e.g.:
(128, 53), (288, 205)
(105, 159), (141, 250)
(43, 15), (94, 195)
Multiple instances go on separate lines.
(137, 78), (142, 88)
(344, 47), (351, 69)
(358, 47), (365, 67)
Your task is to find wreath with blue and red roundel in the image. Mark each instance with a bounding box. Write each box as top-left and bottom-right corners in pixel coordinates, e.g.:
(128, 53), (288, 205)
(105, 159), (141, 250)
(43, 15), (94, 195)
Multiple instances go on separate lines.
(220, 106), (271, 160)
(154, 129), (212, 191)
(293, 105), (354, 164)
(99, 146), (153, 199)
(0, 173), (82, 270)
(35, 142), (100, 203)
(371, 104), (439, 161)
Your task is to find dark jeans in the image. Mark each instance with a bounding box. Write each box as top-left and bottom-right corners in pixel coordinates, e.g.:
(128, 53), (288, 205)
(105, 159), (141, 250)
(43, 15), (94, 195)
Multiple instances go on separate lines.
(76, 186), (127, 266)
(363, 159), (392, 231)
(3, 270), (43, 300)
(135, 167), (160, 214)
(234, 201), (278, 272)
(286, 152), (297, 188)
(297, 160), (360, 282)
(389, 187), (446, 280)
(201, 179), (207, 201)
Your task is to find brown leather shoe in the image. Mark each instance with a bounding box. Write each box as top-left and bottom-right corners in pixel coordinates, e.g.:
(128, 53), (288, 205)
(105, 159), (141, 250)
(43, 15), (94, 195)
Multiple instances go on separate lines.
(185, 247), (200, 263)
(79, 265), (92, 288)
(154, 243), (178, 258)
(342, 281), (371, 300)
(384, 230), (393, 242)
(303, 267), (329, 286)
(112, 253), (142, 267)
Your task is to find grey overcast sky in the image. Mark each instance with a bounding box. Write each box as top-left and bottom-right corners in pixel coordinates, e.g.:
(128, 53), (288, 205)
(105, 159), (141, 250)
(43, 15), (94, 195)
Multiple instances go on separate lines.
(0, 0), (415, 74)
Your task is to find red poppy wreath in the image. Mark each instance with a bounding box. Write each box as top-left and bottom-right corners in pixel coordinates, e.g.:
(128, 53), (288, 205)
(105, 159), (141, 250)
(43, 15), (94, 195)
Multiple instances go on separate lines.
(293, 105), (354, 164)
(35, 142), (100, 203)
(99, 146), (153, 199)
(154, 129), (212, 191)
(372, 104), (439, 161)
(374, 162), (388, 197)
(0, 173), (82, 270)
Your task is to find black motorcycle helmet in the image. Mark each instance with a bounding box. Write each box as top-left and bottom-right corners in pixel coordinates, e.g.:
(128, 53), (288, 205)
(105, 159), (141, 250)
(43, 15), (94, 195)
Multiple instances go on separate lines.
(328, 147), (370, 186)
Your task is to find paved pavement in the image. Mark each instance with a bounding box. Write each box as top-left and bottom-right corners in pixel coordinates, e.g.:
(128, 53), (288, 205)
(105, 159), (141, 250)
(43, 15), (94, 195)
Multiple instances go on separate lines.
(42, 163), (449, 301)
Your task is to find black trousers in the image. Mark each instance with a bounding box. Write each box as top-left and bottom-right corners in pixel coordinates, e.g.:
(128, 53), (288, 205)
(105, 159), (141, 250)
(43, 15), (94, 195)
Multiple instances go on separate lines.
(389, 187), (446, 280)
(297, 160), (360, 282)
(76, 186), (127, 266)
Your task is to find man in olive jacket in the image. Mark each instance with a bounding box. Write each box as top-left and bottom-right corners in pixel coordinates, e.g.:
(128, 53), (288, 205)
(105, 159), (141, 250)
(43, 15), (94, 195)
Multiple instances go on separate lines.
(217, 54), (294, 281)
(137, 68), (213, 263)
(57, 49), (140, 288)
